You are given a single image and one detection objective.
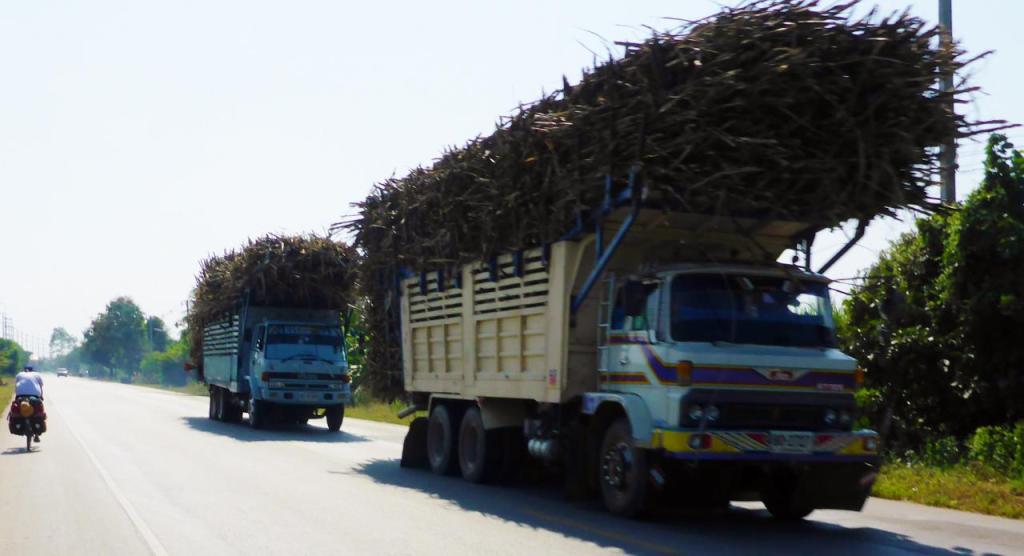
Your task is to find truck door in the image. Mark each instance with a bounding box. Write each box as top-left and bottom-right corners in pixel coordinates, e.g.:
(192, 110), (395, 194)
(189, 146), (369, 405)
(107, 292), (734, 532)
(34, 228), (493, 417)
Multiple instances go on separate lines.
(606, 280), (656, 382)
(247, 325), (265, 379)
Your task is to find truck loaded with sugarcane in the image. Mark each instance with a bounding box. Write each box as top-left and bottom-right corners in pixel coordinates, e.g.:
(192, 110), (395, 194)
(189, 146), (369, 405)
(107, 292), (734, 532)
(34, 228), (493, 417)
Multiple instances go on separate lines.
(346, 1), (1001, 518)
(186, 235), (358, 431)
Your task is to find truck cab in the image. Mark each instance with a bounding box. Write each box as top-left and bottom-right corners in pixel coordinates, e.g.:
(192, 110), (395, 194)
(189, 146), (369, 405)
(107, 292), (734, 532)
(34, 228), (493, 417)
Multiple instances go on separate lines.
(590, 263), (877, 515)
(204, 307), (352, 431)
(249, 321), (352, 408)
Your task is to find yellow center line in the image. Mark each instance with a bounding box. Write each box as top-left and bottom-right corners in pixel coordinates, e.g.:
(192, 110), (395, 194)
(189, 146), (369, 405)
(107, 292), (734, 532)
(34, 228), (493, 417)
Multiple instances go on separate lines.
(519, 508), (682, 555)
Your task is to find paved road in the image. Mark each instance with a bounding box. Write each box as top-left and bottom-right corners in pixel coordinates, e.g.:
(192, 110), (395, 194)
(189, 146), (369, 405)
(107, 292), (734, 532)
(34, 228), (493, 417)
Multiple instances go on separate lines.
(2, 378), (1023, 556)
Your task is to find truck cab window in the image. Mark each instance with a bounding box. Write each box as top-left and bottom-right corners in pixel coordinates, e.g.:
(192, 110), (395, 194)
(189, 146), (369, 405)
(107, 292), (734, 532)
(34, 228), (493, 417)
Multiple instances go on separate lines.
(670, 274), (837, 348)
(264, 325), (346, 364)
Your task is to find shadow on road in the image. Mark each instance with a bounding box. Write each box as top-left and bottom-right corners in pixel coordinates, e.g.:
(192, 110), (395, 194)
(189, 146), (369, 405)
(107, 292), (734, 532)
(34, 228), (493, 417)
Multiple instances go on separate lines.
(354, 458), (978, 556)
(181, 416), (369, 444)
(1, 447), (37, 456)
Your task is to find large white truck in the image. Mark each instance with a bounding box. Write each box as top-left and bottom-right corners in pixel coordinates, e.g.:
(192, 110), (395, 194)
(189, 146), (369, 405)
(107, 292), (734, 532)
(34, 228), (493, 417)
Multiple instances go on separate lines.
(203, 305), (352, 430)
(397, 182), (879, 519)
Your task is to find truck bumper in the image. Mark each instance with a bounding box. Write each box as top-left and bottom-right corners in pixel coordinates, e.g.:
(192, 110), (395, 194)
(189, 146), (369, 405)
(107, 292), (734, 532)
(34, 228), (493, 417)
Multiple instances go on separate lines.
(649, 428), (880, 510)
(262, 389), (350, 406)
(650, 428), (879, 463)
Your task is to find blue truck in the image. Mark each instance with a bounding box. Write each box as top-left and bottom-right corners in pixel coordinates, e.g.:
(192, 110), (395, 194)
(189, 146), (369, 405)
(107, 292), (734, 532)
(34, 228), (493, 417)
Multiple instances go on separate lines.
(202, 305), (352, 430)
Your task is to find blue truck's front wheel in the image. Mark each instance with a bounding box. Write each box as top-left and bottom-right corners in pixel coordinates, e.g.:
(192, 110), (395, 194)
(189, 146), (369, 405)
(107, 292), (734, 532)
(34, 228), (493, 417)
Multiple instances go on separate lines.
(326, 405), (344, 432)
(250, 400), (269, 429)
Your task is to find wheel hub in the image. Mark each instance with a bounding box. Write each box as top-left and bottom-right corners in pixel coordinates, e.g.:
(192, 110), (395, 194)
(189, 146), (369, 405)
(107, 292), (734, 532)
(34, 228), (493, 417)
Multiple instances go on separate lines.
(601, 442), (632, 491)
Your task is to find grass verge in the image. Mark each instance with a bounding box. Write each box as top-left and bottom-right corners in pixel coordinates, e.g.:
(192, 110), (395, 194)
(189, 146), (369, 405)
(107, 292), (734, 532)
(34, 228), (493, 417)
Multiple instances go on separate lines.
(345, 399), (421, 426)
(874, 463), (1024, 519)
(137, 381), (209, 396)
(0, 379), (13, 410)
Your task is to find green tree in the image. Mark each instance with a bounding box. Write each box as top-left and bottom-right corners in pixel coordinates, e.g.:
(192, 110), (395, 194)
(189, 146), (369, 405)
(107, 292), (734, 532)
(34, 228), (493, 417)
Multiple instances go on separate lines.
(140, 338), (189, 386)
(49, 327), (78, 359)
(145, 317), (170, 352)
(82, 297), (148, 378)
(0, 339), (29, 376)
(842, 134), (1024, 447)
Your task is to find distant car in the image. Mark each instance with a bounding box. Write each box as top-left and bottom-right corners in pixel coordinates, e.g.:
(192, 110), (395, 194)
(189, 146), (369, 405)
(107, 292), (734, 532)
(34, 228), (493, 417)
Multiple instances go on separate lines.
(56, 368), (69, 377)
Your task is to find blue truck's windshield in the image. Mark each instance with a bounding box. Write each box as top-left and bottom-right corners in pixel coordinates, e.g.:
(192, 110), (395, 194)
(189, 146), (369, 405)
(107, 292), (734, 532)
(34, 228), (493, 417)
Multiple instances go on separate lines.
(670, 274), (837, 348)
(264, 325), (346, 364)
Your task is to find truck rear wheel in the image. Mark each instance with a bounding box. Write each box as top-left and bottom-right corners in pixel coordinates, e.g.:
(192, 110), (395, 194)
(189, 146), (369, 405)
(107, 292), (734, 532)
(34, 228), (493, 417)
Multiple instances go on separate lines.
(599, 417), (650, 517)
(326, 406), (344, 432)
(427, 404), (458, 476)
(457, 407), (499, 483)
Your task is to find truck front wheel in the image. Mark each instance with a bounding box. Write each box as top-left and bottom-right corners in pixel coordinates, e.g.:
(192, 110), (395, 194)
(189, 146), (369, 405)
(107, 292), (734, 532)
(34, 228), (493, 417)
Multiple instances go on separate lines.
(763, 483), (814, 520)
(208, 388), (217, 420)
(427, 404), (458, 476)
(326, 406), (344, 432)
(250, 400), (269, 429)
(599, 417), (650, 517)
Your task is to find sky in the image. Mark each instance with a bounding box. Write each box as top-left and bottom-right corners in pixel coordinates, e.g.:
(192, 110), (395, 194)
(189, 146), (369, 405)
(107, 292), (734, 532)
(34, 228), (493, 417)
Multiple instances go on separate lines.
(1, 0), (1023, 355)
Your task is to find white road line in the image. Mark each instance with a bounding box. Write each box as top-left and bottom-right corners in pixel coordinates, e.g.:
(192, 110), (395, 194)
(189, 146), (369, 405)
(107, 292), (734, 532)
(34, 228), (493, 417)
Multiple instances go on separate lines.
(58, 404), (170, 556)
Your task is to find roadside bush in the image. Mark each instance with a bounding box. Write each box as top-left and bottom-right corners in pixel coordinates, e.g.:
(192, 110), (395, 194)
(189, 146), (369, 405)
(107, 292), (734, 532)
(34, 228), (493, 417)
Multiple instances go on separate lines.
(968, 423), (1024, 478)
(920, 436), (964, 468)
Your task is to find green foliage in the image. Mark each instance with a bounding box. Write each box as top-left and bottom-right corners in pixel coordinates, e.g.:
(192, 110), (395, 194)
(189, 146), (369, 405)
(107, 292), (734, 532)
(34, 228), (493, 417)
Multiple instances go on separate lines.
(140, 338), (189, 386)
(145, 317), (170, 353)
(82, 297), (149, 378)
(0, 339), (29, 376)
(841, 134), (1024, 447)
(48, 327), (78, 359)
(968, 424), (1024, 478)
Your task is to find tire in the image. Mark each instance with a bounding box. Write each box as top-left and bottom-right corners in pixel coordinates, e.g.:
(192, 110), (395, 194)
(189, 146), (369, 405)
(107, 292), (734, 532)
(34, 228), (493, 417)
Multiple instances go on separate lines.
(598, 417), (650, 517)
(213, 388), (225, 421)
(427, 404), (458, 476)
(401, 417), (430, 469)
(763, 491), (814, 521)
(326, 406), (344, 432)
(224, 395), (243, 423)
(25, 433), (32, 452)
(458, 407), (500, 483)
(250, 400), (269, 430)
(208, 388), (217, 420)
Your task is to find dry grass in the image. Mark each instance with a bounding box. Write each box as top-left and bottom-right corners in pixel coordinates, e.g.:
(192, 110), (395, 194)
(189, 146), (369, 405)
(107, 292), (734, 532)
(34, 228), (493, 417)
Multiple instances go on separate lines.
(875, 463), (1024, 519)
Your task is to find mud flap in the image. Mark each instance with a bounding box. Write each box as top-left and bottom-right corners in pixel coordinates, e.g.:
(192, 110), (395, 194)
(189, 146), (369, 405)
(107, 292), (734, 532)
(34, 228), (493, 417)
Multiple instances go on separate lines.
(400, 417), (430, 469)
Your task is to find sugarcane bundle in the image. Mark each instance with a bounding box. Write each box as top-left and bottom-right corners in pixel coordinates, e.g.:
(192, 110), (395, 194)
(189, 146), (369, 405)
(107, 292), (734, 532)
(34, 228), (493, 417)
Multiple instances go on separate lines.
(185, 234), (358, 370)
(346, 0), (1008, 398)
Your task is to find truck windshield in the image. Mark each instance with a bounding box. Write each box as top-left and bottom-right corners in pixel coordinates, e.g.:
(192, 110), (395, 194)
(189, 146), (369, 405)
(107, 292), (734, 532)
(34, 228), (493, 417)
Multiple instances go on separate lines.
(670, 274), (837, 348)
(264, 325), (346, 364)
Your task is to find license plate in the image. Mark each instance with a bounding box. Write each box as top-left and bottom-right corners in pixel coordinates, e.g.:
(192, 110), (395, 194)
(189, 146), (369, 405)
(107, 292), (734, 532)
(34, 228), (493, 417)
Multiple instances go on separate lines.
(298, 392), (318, 401)
(767, 431), (814, 454)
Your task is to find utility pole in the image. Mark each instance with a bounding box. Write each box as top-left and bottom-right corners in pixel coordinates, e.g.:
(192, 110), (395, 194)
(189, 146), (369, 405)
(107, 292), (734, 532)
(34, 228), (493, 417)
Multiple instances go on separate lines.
(939, 0), (956, 203)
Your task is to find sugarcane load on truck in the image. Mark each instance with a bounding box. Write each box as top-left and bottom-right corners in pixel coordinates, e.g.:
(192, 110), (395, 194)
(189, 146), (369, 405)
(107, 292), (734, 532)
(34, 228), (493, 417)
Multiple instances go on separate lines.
(186, 234), (358, 431)
(345, 0), (1004, 518)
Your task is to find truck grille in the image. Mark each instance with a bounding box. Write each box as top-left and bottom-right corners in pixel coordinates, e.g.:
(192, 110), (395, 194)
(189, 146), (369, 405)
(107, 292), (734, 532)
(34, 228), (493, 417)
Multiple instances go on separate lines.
(716, 403), (825, 430)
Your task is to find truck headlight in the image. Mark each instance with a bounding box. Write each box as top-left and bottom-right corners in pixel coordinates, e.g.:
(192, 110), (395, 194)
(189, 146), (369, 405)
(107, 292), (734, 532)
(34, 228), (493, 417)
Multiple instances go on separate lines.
(705, 405), (720, 422)
(839, 409), (852, 425)
(823, 408), (838, 425)
(687, 405), (704, 421)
